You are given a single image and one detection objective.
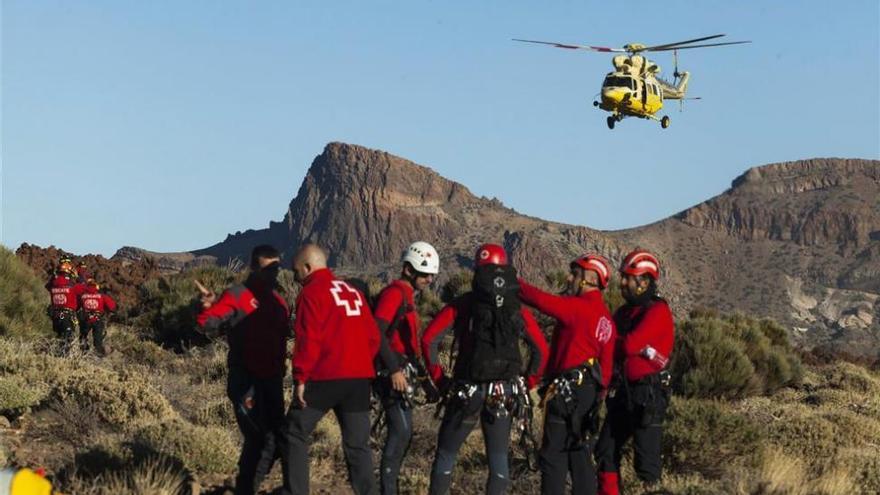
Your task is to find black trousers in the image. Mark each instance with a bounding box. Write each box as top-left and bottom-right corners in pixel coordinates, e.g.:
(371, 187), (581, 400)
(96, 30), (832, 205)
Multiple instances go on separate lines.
(375, 380), (414, 495)
(227, 368), (289, 495)
(51, 313), (76, 354)
(79, 318), (107, 354)
(540, 377), (598, 495)
(429, 383), (514, 495)
(594, 380), (669, 484)
(285, 378), (376, 495)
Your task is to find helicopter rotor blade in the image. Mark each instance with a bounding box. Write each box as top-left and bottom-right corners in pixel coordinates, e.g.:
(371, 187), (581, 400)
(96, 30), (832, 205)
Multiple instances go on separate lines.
(639, 34), (726, 52)
(512, 38), (626, 52)
(649, 41), (751, 52)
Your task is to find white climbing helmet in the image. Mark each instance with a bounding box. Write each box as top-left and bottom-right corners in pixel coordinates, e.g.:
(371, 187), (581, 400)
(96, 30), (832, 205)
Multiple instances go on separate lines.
(402, 241), (440, 275)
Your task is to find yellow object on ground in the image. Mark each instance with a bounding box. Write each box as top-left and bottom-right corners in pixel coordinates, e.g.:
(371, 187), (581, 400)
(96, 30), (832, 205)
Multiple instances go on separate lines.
(0, 468), (55, 495)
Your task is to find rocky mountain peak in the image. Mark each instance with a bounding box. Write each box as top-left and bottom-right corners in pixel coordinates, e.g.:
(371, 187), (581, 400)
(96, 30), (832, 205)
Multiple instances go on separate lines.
(678, 158), (880, 253)
(731, 158), (880, 195)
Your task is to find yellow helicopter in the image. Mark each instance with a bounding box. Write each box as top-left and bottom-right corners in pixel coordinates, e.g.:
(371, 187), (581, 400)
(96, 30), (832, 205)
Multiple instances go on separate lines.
(513, 34), (750, 129)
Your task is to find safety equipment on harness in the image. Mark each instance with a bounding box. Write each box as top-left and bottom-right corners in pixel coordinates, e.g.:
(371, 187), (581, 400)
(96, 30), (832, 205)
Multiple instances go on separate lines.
(402, 241), (440, 275)
(511, 375), (540, 475)
(540, 359), (603, 449)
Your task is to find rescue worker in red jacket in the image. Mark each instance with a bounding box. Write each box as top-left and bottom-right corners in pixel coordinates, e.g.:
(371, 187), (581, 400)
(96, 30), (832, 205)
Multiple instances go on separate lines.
(518, 254), (616, 495)
(373, 241), (440, 495)
(595, 249), (675, 495)
(78, 278), (117, 355)
(286, 244), (381, 495)
(196, 245), (292, 495)
(45, 256), (86, 353)
(421, 244), (549, 495)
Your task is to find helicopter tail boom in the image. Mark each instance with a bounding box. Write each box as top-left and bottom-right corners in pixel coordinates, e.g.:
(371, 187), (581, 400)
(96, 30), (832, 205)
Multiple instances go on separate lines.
(658, 71), (689, 100)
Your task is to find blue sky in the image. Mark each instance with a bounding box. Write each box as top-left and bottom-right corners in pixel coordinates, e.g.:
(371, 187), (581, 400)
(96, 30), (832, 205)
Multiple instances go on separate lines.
(2, 1), (878, 256)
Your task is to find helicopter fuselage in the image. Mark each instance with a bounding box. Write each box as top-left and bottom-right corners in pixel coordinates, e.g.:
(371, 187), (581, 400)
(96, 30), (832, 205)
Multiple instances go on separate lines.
(598, 71), (664, 118)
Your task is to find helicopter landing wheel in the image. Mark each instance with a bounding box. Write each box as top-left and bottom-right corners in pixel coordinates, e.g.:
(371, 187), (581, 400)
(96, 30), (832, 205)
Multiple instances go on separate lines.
(607, 116), (616, 130)
(661, 115), (670, 129)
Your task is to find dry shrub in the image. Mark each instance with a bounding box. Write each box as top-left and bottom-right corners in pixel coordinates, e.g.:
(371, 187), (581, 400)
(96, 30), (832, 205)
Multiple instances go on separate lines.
(49, 396), (105, 448)
(761, 409), (839, 464)
(108, 326), (174, 367)
(842, 451), (880, 494)
(823, 361), (880, 395)
(0, 374), (49, 418)
(192, 397), (235, 427)
(664, 397), (764, 477)
(52, 365), (176, 428)
(134, 418), (238, 474)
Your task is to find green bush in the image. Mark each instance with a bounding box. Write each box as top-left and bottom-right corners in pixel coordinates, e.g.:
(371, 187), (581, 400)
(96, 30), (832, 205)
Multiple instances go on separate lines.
(0, 246), (52, 338)
(664, 397), (764, 477)
(670, 312), (803, 399)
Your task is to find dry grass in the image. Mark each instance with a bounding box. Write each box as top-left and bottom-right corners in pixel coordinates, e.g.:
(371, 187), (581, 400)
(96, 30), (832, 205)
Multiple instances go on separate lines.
(65, 458), (187, 495)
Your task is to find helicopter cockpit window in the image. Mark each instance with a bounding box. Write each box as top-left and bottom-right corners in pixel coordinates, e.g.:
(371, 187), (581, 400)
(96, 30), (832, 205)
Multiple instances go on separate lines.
(603, 76), (634, 90)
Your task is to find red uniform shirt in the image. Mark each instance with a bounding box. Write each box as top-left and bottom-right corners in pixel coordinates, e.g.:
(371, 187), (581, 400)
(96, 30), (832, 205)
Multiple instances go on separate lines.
(80, 287), (117, 322)
(46, 275), (86, 311)
(421, 293), (549, 389)
(292, 268), (381, 383)
(519, 281), (616, 388)
(197, 277), (292, 379)
(613, 299), (675, 382)
(373, 280), (421, 358)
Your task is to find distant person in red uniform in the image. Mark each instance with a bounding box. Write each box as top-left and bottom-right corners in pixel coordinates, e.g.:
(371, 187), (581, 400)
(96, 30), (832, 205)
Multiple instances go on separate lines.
(518, 254), (616, 495)
(422, 243), (548, 495)
(196, 244), (292, 495)
(373, 241), (440, 495)
(595, 249), (675, 495)
(45, 256), (86, 354)
(78, 278), (117, 355)
(285, 244), (381, 495)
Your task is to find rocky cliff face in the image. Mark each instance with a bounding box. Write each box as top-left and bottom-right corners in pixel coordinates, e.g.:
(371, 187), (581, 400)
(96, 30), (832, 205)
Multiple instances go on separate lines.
(678, 159), (880, 254)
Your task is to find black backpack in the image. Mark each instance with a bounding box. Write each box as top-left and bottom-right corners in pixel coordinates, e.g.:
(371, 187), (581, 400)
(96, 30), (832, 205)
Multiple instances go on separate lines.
(467, 264), (525, 382)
